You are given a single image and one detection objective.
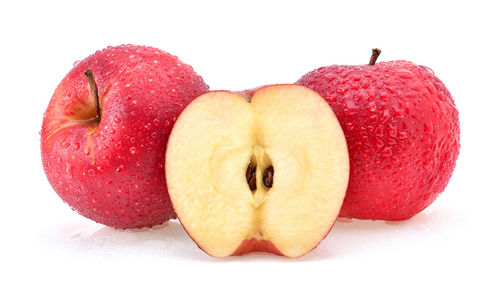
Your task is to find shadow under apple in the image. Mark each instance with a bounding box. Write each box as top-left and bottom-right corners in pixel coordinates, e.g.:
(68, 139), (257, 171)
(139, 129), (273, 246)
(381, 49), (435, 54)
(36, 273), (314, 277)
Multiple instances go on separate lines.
(47, 206), (458, 261)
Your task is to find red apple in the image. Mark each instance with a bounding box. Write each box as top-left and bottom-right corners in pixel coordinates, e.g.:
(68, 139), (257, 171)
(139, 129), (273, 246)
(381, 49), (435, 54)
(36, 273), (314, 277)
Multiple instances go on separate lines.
(297, 49), (460, 220)
(41, 45), (208, 228)
(165, 85), (349, 257)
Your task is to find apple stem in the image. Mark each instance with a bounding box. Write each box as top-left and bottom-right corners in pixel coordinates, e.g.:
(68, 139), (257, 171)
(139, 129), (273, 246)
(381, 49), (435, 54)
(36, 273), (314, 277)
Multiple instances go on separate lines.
(369, 48), (382, 65)
(84, 69), (101, 123)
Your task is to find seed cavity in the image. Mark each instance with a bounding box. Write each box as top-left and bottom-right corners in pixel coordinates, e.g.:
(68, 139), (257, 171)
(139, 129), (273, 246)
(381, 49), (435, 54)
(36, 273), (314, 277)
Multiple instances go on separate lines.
(246, 162), (257, 191)
(263, 166), (274, 188)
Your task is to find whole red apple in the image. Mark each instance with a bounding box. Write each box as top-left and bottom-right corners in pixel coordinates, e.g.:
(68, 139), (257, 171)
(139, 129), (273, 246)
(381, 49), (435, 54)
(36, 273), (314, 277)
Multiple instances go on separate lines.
(297, 49), (460, 220)
(41, 45), (208, 228)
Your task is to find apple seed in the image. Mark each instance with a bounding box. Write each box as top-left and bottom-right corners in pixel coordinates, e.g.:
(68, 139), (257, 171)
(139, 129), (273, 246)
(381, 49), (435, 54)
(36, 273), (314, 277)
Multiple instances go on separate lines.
(246, 162), (257, 191)
(263, 166), (274, 188)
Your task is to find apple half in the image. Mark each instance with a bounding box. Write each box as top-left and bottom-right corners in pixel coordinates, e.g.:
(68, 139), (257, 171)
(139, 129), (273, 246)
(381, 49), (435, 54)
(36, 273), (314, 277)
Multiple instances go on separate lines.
(165, 85), (349, 257)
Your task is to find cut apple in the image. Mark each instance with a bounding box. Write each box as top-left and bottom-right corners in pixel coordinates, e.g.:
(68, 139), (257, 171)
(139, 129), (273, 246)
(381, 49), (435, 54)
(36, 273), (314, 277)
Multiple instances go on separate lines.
(165, 85), (349, 257)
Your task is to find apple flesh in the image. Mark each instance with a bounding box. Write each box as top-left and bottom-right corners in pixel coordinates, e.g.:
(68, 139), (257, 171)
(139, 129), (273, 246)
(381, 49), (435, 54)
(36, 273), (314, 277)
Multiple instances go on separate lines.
(41, 45), (208, 229)
(165, 85), (349, 257)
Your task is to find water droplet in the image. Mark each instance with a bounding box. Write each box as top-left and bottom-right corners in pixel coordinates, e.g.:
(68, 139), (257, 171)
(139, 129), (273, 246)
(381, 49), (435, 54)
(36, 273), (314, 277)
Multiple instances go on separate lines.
(410, 83), (422, 91)
(60, 141), (70, 148)
(367, 101), (377, 112)
(64, 163), (73, 179)
(397, 70), (414, 79)
(398, 131), (408, 139)
(115, 141), (122, 148)
(424, 123), (431, 133)
(380, 109), (390, 123)
(374, 125), (384, 137)
(130, 147), (136, 154)
(73, 60), (81, 66)
(388, 124), (397, 138)
(379, 91), (390, 101)
(361, 79), (370, 89)
(114, 117), (121, 123)
(336, 87), (347, 95)
(116, 165), (125, 173)
(393, 108), (404, 118)
(57, 157), (62, 164)
(73, 142), (80, 150)
(351, 74), (361, 81)
(345, 101), (359, 116)
(381, 147), (393, 157)
(438, 91), (445, 101)
(368, 114), (378, 124)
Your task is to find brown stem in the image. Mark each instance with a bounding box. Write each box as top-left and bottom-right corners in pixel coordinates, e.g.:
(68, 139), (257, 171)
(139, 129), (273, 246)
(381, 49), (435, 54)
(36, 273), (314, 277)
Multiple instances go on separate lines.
(84, 69), (101, 123)
(369, 48), (382, 65)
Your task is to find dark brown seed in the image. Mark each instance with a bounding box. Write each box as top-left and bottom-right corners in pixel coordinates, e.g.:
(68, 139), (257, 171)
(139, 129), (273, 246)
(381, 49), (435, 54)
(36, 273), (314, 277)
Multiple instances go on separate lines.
(263, 166), (274, 188)
(246, 162), (257, 191)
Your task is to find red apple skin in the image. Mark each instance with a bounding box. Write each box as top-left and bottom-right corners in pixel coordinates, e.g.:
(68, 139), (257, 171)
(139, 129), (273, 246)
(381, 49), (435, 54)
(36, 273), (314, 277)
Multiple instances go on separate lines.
(232, 239), (283, 256)
(41, 45), (208, 229)
(297, 61), (460, 220)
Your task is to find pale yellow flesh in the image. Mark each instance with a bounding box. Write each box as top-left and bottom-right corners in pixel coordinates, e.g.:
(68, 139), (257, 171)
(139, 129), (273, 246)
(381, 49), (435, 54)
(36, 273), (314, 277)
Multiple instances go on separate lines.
(166, 85), (349, 257)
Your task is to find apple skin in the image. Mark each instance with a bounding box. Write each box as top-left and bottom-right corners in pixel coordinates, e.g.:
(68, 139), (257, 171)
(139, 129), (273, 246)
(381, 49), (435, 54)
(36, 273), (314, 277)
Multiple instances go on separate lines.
(297, 60), (460, 220)
(232, 239), (283, 256)
(41, 45), (208, 228)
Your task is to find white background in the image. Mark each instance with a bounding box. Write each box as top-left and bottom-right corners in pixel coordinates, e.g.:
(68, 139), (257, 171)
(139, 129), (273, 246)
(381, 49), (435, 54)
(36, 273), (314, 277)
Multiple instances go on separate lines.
(1, 0), (499, 301)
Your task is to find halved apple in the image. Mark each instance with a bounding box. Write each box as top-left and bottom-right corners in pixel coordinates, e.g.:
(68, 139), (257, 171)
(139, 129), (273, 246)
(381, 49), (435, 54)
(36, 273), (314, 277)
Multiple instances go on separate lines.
(165, 85), (349, 257)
